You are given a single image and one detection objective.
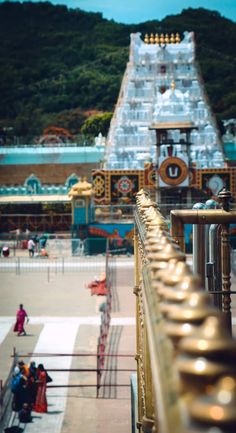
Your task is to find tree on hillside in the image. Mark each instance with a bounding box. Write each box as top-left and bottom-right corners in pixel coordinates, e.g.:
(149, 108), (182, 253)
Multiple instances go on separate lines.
(0, 2), (235, 138)
(81, 112), (113, 136)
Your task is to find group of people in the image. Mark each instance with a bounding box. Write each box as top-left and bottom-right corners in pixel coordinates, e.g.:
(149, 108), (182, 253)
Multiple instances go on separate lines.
(28, 234), (48, 258)
(11, 359), (51, 423)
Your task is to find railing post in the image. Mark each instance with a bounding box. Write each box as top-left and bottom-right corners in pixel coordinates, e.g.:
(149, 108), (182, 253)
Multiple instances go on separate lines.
(0, 379), (3, 420)
(133, 224), (143, 433)
(218, 188), (232, 335)
(192, 223), (205, 285)
(96, 343), (101, 398)
(170, 211), (185, 251)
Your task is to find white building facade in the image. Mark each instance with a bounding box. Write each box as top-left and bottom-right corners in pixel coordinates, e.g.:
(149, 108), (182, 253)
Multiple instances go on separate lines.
(104, 32), (225, 171)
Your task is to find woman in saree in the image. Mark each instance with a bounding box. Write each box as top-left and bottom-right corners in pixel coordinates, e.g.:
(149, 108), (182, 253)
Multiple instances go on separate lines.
(33, 364), (48, 413)
(13, 304), (29, 336)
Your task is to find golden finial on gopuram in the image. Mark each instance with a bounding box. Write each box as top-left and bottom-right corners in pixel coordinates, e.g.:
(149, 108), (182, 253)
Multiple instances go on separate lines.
(175, 32), (181, 43)
(170, 33), (175, 43)
(165, 33), (170, 44)
(149, 33), (154, 44)
(144, 33), (149, 44)
(159, 33), (165, 44)
(155, 33), (159, 44)
(171, 80), (176, 92)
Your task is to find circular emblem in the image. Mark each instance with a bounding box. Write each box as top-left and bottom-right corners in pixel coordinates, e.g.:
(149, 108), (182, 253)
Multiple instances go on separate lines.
(117, 176), (133, 194)
(159, 157), (188, 186)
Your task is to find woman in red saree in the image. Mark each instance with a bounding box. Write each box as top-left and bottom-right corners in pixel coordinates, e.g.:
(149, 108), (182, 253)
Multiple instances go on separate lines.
(33, 364), (47, 413)
(14, 304), (28, 336)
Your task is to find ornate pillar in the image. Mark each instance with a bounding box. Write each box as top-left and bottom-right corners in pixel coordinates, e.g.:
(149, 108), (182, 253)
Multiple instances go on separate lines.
(218, 188), (232, 335)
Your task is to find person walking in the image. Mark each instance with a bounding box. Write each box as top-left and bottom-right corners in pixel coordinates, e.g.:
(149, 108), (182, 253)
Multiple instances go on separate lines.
(13, 304), (29, 336)
(27, 238), (35, 257)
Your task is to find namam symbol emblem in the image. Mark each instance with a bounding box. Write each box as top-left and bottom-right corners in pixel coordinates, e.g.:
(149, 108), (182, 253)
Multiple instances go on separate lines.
(159, 157), (189, 186)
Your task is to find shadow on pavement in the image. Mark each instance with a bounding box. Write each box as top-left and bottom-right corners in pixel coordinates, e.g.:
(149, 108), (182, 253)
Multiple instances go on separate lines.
(4, 427), (23, 433)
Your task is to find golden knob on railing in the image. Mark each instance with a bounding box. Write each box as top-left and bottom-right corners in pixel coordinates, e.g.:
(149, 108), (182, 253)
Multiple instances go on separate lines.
(144, 207), (161, 220)
(179, 316), (236, 360)
(166, 293), (218, 347)
(158, 260), (190, 285)
(146, 217), (168, 231)
(145, 230), (165, 246)
(146, 235), (170, 257)
(144, 208), (158, 224)
(150, 241), (185, 263)
(157, 260), (191, 298)
(150, 261), (170, 278)
(136, 188), (145, 196)
(139, 197), (156, 210)
(190, 375), (236, 427)
(146, 227), (164, 239)
(164, 274), (203, 302)
(145, 205), (157, 215)
(176, 315), (236, 396)
(161, 275), (203, 317)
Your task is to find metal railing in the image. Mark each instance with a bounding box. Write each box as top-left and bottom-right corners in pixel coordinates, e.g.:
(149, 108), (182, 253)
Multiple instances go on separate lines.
(0, 135), (95, 147)
(0, 351), (135, 429)
(0, 256), (106, 275)
(0, 354), (17, 432)
(170, 188), (236, 334)
(0, 237), (133, 256)
(134, 190), (236, 433)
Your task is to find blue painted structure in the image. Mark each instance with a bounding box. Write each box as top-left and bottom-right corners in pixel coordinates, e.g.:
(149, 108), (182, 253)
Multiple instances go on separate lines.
(0, 145), (104, 165)
(224, 142), (236, 161)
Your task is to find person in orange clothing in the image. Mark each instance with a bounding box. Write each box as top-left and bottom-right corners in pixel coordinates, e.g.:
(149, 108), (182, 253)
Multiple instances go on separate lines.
(18, 360), (30, 378)
(33, 364), (47, 413)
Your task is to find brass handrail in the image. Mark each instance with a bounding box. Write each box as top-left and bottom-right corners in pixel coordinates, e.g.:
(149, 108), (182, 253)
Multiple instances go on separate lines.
(134, 190), (236, 433)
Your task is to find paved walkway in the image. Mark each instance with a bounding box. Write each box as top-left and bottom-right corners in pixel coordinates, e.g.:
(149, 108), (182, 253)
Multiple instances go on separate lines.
(0, 257), (136, 433)
(1, 253), (235, 432)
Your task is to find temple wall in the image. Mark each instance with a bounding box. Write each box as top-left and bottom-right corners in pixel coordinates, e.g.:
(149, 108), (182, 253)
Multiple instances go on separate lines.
(0, 163), (98, 185)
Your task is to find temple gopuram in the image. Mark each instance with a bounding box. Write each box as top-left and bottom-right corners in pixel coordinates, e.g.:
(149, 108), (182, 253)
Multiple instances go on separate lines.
(92, 32), (236, 210)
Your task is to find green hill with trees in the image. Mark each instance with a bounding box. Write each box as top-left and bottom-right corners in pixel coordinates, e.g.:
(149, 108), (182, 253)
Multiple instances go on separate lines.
(0, 1), (235, 139)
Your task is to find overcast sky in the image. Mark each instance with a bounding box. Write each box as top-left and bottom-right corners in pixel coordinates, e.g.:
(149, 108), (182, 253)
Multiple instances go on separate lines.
(2, 0), (236, 23)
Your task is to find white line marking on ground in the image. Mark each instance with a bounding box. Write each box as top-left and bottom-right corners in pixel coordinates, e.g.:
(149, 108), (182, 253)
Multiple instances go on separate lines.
(0, 320), (14, 344)
(0, 316), (135, 326)
(24, 322), (79, 433)
(111, 317), (135, 325)
(0, 258), (134, 269)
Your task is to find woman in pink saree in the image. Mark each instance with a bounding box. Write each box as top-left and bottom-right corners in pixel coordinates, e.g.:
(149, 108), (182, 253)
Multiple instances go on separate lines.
(14, 304), (28, 336)
(33, 364), (48, 413)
